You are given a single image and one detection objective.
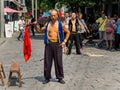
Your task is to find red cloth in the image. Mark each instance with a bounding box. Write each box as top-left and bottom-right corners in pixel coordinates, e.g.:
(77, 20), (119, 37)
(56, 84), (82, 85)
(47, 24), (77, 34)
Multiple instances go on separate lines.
(58, 11), (62, 17)
(23, 26), (32, 63)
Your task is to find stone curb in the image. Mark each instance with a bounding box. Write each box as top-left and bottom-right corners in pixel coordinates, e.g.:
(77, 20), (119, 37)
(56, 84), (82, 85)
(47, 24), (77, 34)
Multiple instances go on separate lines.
(0, 39), (6, 46)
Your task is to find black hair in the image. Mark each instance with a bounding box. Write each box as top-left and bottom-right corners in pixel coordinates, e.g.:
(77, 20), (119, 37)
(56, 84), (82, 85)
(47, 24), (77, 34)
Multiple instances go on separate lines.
(20, 16), (23, 19)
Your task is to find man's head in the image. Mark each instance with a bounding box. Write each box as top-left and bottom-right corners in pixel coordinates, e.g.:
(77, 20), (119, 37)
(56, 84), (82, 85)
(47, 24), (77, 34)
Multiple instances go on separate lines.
(78, 13), (83, 19)
(64, 12), (69, 18)
(20, 16), (24, 20)
(50, 9), (58, 22)
(101, 13), (106, 19)
(30, 15), (33, 18)
(71, 12), (77, 20)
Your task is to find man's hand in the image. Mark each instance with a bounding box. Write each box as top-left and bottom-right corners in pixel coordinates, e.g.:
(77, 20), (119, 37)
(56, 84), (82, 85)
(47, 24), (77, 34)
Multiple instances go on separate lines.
(87, 29), (90, 34)
(31, 21), (37, 26)
(59, 42), (66, 46)
(77, 30), (81, 33)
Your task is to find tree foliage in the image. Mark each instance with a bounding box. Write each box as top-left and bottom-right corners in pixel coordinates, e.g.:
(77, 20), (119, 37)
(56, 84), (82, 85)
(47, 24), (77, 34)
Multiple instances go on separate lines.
(25, 0), (104, 13)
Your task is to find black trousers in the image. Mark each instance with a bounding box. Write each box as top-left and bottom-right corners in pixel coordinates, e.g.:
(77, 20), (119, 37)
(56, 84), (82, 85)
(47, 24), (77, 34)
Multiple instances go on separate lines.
(31, 26), (35, 36)
(114, 33), (120, 50)
(68, 33), (81, 54)
(44, 42), (64, 80)
(17, 29), (24, 40)
(79, 33), (85, 48)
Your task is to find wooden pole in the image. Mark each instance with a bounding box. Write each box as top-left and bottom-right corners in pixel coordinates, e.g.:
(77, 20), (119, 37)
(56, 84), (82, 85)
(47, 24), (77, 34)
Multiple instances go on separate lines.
(35, 0), (37, 22)
(32, 0), (34, 17)
(0, 0), (4, 37)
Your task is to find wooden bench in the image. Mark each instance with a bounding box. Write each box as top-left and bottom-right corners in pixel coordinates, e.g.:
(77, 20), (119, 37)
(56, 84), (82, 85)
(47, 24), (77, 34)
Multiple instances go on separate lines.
(0, 62), (6, 86)
(7, 61), (22, 87)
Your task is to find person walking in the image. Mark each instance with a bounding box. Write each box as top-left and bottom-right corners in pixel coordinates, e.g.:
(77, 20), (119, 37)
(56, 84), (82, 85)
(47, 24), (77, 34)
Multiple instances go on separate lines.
(17, 16), (25, 41)
(30, 15), (36, 36)
(33, 9), (70, 84)
(67, 12), (83, 55)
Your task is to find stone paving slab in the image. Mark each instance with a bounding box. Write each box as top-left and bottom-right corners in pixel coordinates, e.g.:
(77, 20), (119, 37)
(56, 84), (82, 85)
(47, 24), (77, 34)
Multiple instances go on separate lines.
(0, 33), (120, 90)
(0, 38), (6, 46)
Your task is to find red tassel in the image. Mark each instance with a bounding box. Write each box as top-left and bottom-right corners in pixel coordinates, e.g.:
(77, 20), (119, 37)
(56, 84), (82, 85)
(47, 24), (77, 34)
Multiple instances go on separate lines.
(23, 26), (31, 63)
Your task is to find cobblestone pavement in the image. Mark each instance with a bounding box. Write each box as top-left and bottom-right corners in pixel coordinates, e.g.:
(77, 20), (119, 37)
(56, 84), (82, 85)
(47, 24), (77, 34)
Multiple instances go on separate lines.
(0, 32), (120, 90)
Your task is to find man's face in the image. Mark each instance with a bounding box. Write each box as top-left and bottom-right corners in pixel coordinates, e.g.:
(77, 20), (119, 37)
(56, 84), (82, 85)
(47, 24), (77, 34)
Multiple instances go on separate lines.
(79, 14), (83, 19)
(21, 17), (24, 20)
(102, 13), (105, 19)
(65, 13), (69, 18)
(71, 13), (76, 20)
(50, 10), (58, 22)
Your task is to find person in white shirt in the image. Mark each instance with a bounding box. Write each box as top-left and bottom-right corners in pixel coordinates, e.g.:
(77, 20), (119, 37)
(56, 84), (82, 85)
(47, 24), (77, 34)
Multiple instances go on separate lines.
(78, 13), (90, 49)
(63, 12), (71, 53)
(64, 12), (71, 29)
(17, 16), (25, 41)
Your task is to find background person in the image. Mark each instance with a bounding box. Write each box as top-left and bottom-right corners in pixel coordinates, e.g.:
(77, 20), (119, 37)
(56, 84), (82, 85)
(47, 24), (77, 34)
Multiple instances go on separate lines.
(67, 12), (83, 55)
(104, 16), (115, 50)
(30, 15), (36, 36)
(114, 17), (120, 50)
(78, 13), (90, 49)
(95, 13), (107, 48)
(17, 16), (25, 41)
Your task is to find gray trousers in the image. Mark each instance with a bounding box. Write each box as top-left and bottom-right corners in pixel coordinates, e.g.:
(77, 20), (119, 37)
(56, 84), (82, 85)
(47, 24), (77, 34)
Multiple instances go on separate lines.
(18, 29), (24, 40)
(97, 31), (105, 47)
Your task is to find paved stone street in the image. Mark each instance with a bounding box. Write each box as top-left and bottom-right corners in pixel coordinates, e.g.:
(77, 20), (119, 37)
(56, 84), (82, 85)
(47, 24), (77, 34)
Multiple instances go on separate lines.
(0, 32), (120, 90)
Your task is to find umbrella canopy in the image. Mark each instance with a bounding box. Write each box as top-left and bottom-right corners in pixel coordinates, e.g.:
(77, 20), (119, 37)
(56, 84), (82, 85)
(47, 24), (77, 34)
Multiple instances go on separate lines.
(42, 12), (50, 17)
(4, 7), (19, 13)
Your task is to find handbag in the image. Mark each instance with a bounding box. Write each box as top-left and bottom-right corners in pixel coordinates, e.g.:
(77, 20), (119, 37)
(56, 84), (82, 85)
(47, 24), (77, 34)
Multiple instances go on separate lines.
(106, 29), (112, 33)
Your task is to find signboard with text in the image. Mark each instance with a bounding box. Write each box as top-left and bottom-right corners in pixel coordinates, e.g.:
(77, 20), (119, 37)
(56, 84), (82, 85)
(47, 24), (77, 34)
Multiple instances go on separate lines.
(5, 23), (13, 38)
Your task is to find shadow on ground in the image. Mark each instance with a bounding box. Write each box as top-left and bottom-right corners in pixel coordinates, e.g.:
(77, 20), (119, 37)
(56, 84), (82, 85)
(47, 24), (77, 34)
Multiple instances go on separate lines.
(30, 34), (44, 40)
